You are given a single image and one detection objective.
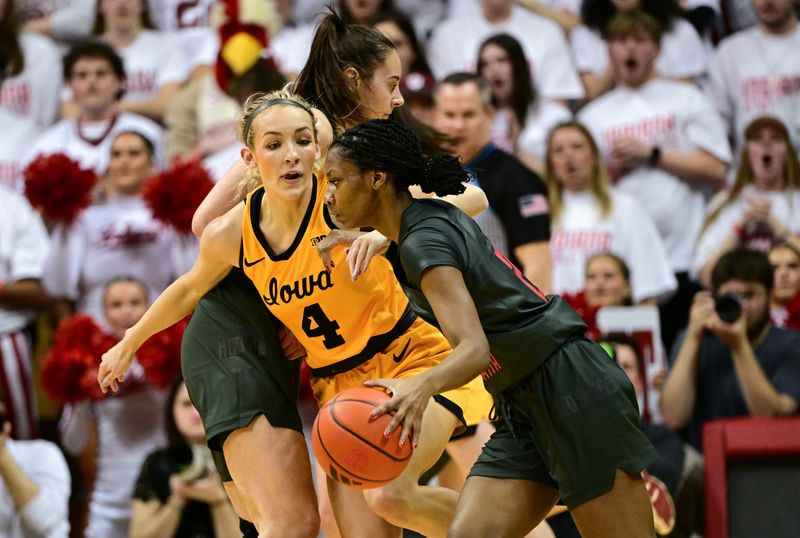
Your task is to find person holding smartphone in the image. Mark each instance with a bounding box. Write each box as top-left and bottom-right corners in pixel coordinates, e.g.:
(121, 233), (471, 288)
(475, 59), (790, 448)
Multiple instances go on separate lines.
(130, 374), (240, 538)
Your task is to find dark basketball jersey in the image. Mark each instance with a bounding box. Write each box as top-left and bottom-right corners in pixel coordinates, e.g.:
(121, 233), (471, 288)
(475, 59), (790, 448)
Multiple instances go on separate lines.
(392, 199), (586, 395)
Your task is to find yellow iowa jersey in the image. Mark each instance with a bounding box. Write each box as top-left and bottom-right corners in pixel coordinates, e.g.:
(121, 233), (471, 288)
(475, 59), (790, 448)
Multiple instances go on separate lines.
(241, 177), (412, 370)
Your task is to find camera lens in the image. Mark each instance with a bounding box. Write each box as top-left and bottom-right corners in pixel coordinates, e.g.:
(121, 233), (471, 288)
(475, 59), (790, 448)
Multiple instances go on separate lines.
(715, 293), (743, 323)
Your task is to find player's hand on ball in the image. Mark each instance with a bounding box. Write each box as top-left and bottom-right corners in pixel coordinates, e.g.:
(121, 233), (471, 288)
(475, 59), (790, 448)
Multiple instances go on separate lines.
(364, 376), (434, 449)
(97, 341), (135, 393)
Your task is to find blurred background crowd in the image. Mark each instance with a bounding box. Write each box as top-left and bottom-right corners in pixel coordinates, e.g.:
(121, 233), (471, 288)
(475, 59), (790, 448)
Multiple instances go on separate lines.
(1, 0), (800, 536)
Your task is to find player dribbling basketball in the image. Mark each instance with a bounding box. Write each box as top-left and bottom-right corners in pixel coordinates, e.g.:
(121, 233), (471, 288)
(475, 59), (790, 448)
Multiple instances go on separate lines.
(99, 90), (492, 538)
(324, 119), (659, 538)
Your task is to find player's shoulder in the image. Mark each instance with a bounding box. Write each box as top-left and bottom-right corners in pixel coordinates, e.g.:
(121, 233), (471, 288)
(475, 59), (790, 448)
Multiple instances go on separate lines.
(203, 202), (245, 249)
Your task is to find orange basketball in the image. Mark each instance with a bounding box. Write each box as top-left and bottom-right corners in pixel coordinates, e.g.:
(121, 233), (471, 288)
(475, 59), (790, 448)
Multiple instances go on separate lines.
(312, 387), (413, 489)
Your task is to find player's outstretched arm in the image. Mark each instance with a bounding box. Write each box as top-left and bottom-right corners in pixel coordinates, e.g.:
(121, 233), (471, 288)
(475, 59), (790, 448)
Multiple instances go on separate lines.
(99, 207), (243, 392)
(366, 265), (490, 447)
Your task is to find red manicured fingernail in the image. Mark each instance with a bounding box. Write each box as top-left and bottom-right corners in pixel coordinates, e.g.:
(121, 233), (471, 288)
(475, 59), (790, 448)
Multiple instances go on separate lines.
(384, 430), (391, 437)
(399, 439), (405, 447)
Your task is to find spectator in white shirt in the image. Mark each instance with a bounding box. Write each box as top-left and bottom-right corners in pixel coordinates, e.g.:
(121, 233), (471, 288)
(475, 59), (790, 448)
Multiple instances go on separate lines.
(477, 33), (572, 175)
(0, 0), (61, 127)
(545, 121), (677, 303)
(428, 0), (584, 104)
(0, 184), (49, 440)
(25, 40), (164, 176)
(705, 0), (800, 150)
(578, 10), (731, 349)
(88, 0), (188, 122)
(693, 116), (800, 287)
(0, 399), (70, 538)
(572, 0), (707, 101)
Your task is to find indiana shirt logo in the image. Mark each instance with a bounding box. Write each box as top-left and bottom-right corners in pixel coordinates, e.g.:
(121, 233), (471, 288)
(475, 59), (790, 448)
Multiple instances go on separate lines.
(262, 269), (334, 306)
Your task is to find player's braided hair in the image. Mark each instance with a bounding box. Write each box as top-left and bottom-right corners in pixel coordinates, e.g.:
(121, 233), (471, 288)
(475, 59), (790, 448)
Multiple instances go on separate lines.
(330, 120), (467, 197)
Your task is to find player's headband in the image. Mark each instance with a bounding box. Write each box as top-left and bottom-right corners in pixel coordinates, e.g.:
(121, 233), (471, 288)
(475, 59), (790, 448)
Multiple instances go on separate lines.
(243, 98), (314, 144)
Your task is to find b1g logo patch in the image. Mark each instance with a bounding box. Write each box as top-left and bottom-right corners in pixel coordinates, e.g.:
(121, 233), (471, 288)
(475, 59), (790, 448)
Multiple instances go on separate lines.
(310, 234), (327, 246)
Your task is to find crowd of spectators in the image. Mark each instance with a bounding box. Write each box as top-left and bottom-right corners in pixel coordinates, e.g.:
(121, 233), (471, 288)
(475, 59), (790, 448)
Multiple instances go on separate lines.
(1, 0), (800, 536)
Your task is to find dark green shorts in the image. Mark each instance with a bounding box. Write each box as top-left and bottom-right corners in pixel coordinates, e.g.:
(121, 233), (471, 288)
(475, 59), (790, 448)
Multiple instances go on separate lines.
(469, 337), (657, 509)
(182, 270), (302, 482)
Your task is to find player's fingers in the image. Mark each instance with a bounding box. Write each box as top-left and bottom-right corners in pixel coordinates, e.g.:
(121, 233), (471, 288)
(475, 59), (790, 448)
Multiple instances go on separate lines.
(411, 414), (422, 448)
(363, 379), (393, 394)
(384, 407), (405, 437)
(353, 244), (370, 277)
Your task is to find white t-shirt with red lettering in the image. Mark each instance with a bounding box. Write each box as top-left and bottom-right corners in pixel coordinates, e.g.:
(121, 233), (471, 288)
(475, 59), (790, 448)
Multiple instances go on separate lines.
(706, 25), (800, 148)
(42, 196), (197, 322)
(551, 189), (677, 302)
(578, 79), (732, 272)
(0, 32), (62, 127)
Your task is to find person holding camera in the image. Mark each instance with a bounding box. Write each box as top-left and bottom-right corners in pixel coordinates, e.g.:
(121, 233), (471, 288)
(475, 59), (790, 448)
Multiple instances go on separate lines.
(0, 399), (70, 538)
(661, 248), (800, 450)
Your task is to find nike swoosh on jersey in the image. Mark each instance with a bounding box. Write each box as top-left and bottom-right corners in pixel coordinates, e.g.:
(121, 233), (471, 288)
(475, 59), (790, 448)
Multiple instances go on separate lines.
(243, 256), (266, 267)
(392, 338), (411, 363)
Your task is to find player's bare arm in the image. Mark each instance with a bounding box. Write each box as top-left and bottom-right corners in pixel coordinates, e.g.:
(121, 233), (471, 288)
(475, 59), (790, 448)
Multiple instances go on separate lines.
(98, 205), (243, 392)
(366, 265), (490, 447)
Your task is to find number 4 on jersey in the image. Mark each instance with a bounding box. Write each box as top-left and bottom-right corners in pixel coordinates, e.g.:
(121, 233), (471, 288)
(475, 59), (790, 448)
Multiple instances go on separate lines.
(302, 303), (345, 349)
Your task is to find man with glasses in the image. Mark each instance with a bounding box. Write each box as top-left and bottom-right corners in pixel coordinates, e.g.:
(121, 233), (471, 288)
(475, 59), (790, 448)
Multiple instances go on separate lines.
(660, 248), (800, 450)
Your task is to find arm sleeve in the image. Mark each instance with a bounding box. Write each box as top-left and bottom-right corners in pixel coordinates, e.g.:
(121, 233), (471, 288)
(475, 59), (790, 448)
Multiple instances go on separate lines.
(770, 334), (800, 402)
(683, 87), (733, 164)
(49, 0), (96, 39)
(10, 198), (49, 281)
(156, 34), (191, 87)
(42, 222), (87, 301)
(703, 46), (735, 136)
(569, 26), (606, 74)
(57, 401), (92, 456)
(426, 23), (459, 80)
(132, 452), (169, 503)
(690, 195), (738, 280)
(535, 24), (584, 100)
(657, 20), (707, 80)
(494, 167), (551, 250)
(399, 221), (468, 289)
(18, 443), (70, 538)
(612, 194), (677, 302)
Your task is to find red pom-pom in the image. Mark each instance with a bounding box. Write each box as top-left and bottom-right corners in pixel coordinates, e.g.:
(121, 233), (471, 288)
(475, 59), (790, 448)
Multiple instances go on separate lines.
(563, 292), (602, 340)
(41, 316), (118, 404)
(142, 161), (214, 233)
(24, 153), (98, 225)
(783, 292), (800, 332)
(137, 317), (189, 388)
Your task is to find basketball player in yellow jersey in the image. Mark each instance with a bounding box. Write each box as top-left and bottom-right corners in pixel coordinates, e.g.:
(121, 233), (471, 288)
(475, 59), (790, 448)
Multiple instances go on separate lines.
(99, 90), (492, 538)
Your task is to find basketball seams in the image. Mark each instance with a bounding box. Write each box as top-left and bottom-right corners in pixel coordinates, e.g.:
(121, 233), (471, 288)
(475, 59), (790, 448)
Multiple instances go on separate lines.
(328, 401), (411, 463)
(313, 387), (413, 489)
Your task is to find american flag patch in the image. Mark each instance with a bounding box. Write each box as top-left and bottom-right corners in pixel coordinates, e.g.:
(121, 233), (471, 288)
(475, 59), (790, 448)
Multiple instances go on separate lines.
(518, 194), (549, 218)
